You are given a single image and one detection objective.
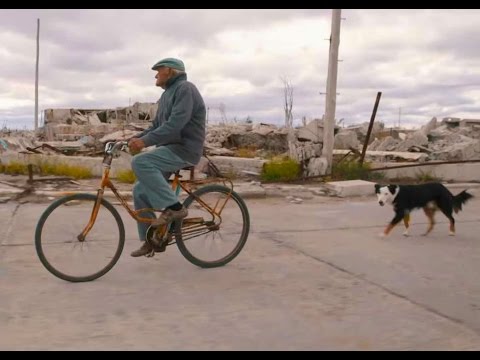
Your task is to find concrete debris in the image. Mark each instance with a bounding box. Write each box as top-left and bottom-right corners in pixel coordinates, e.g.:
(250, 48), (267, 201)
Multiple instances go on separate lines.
(204, 146), (235, 157)
(364, 117), (480, 162)
(40, 102), (157, 142)
(285, 195), (304, 204)
(334, 130), (360, 150)
(3, 107), (480, 183)
(241, 170), (261, 177)
(306, 157), (328, 177)
(99, 129), (141, 143)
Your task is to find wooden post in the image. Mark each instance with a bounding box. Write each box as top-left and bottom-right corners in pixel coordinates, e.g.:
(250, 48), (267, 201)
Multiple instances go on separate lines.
(27, 164), (34, 184)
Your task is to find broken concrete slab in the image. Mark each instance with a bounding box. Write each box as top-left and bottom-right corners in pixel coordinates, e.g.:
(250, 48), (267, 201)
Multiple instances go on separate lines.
(431, 140), (480, 161)
(290, 142), (322, 162)
(87, 114), (102, 125)
(297, 119), (323, 142)
(251, 123), (275, 136)
(420, 117), (437, 136)
(209, 156), (267, 177)
(0, 135), (37, 153)
(371, 136), (398, 151)
(395, 132), (429, 152)
(306, 157), (328, 177)
(99, 130), (141, 143)
(334, 130), (360, 150)
(325, 179), (375, 198)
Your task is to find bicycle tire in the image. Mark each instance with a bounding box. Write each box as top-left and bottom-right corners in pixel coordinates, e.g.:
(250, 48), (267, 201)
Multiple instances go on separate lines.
(174, 184), (250, 268)
(35, 193), (125, 282)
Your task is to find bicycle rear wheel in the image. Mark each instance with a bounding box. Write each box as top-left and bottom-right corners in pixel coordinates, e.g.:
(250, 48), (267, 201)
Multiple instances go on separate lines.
(35, 193), (125, 282)
(174, 184), (250, 268)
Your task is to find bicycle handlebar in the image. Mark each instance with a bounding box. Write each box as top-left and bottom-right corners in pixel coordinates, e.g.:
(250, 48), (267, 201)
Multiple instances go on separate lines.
(104, 141), (129, 156)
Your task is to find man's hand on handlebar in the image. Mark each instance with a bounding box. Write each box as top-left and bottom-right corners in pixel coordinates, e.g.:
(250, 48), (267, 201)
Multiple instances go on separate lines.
(128, 138), (145, 155)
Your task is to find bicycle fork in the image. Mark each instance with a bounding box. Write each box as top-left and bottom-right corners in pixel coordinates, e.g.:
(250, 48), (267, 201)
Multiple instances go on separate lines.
(77, 189), (105, 242)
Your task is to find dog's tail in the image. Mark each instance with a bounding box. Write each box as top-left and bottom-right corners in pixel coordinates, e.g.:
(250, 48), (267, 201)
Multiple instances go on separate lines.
(453, 190), (474, 213)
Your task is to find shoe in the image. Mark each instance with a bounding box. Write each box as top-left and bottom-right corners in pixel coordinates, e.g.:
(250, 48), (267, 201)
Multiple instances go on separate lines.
(130, 241), (166, 257)
(151, 206), (188, 227)
(150, 235), (169, 253)
(131, 242), (153, 257)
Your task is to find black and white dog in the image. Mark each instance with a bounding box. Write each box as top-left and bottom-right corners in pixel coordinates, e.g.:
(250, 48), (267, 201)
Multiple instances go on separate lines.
(374, 182), (473, 237)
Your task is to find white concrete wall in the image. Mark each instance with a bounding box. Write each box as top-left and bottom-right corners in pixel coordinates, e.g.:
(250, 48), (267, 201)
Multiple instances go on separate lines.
(376, 162), (480, 182)
(0, 153), (266, 179)
(3, 152), (477, 182)
(1, 152), (132, 177)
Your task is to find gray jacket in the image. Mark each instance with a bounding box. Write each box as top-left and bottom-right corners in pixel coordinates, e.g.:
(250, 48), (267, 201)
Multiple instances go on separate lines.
(136, 73), (206, 165)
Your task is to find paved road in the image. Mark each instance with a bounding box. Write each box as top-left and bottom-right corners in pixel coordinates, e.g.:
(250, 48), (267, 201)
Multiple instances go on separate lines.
(1, 190), (480, 350)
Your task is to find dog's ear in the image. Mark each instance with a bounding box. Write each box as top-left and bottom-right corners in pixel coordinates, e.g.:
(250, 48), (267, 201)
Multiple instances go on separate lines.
(374, 184), (381, 193)
(387, 185), (397, 195)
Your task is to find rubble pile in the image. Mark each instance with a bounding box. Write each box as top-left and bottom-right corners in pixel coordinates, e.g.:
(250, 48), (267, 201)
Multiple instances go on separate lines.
(0, 130), (37, 153)
(40, 102), (157, 142)
(365, 117), (480, 161)
(2, 103), (479, 181)
(205, 123), (289, 155)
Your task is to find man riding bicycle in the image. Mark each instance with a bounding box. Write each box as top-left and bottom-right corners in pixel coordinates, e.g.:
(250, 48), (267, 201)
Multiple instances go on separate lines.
(128, 57), (206, 257)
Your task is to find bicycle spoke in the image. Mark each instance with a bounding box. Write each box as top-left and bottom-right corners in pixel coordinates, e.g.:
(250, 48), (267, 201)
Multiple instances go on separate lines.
(175, 185), (250, 268)
(35, 194), (124, 282)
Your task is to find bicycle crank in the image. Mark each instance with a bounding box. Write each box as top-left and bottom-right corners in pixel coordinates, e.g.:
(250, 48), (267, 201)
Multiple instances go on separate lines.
(145, 225), (172, 256)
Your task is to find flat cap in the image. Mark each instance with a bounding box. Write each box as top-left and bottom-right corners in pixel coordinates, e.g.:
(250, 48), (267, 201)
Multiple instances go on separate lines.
(151, 57), (185, 71)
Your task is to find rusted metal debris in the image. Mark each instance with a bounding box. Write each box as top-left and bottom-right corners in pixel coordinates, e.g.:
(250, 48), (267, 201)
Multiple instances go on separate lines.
(21, 143), (103, 157)
(359, 91), (382, 166)
(26, 164), (73, 184)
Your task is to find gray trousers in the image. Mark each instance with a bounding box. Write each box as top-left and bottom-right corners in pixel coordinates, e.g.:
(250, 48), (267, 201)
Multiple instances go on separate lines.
(131, 146), (193, 241)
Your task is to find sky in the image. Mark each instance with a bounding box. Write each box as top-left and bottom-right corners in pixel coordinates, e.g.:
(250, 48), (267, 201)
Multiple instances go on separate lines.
(1, 9), (479, 130)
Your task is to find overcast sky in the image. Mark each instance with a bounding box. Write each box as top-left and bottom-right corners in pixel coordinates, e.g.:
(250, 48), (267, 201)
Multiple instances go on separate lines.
(1, 9), (479, 130)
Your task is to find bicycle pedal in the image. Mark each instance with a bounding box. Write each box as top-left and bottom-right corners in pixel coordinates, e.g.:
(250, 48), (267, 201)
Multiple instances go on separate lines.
(145, 250), (155, 258)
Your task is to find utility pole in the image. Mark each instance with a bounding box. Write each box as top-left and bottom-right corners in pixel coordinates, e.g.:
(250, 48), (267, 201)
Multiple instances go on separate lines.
(398, 107), (401, 128)
(34, 18), (40, 132)
(322, 9), (342, 174)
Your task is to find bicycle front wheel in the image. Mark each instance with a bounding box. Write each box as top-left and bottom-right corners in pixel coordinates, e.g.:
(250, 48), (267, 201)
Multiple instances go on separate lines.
(35, 193), (125, 282)
(175, 184), (250, 268)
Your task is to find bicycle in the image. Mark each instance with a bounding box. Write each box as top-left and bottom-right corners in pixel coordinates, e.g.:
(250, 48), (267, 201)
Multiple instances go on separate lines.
(35, 141), (250, 282)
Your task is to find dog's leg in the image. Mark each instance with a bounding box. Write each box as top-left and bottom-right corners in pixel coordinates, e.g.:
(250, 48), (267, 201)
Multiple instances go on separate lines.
(381, 212), (403, 237)
(448, 218), (455, 236)
(439, 205), (455, 236)
(402, 213), (410, 236)
(422, 208), (435, 236)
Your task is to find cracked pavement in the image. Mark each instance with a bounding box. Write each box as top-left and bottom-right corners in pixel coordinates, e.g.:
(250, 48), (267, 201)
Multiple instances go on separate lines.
(1, 193), (480, 350)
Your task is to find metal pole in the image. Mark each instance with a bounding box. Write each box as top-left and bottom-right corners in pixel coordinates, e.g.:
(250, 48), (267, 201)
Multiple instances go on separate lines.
(322, 9), (342, 174)
(35, 18), (40, 132)
(359, 91), (382, 166)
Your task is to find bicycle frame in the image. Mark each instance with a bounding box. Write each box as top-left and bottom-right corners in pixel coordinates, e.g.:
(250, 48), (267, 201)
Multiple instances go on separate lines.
(78, 147), (234, 242)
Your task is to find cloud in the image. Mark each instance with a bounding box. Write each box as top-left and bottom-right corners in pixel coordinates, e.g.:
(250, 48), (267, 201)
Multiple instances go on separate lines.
(1, 9), (479, 129)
